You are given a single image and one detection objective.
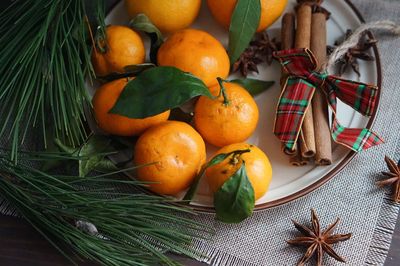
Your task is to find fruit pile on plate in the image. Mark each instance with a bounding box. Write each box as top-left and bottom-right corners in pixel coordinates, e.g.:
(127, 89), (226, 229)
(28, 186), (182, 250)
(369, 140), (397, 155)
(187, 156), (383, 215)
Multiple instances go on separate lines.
(90, 0), (287, 223)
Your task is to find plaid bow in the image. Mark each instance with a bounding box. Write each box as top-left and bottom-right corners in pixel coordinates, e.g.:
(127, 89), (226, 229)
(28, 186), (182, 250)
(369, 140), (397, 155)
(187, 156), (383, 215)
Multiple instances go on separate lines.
(273, 48), (383, 152)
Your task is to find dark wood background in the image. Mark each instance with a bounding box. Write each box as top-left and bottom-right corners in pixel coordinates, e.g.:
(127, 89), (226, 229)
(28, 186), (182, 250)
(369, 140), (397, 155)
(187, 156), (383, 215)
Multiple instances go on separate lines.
(0, 0), (398, 265)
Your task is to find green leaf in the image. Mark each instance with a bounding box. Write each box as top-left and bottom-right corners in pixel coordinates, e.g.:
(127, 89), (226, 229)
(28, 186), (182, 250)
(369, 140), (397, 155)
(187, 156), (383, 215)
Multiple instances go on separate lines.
(183, 149), (250, 201)
(78, 135), (118, 177)
(93, 159), (119, 173)
(183, 153), (230, 201)
(110, 66), (212, 119)
(129, 13), (164, 64)
(214, 163), (255, 223)
(228, 0), (261, 64)
(97, 63), (156, 82)
(230, 78), (275, 96)
(50, 135), (118, 177)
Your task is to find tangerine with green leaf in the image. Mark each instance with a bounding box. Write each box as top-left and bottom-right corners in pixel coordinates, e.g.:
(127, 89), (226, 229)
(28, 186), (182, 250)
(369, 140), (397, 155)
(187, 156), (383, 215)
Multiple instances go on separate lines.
(92, 78), (170, 136)
(91, 25), (145, 77)
(134, 121), (206, 195)
(207, 0), (288, 32)
(194, 79), (259, 147)
(157, 29), (230, 87)
(206, 143), (272, 200)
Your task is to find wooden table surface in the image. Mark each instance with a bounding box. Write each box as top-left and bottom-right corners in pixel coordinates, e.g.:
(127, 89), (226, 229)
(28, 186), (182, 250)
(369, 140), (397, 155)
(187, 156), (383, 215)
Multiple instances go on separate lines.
(0, 213), (398, 265)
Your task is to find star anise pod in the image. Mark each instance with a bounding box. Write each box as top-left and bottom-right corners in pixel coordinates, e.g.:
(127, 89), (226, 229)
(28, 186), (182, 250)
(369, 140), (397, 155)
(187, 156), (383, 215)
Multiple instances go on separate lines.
(287, 209), (352, 266)
(376, 156), (400, 203)
(250, 32), (281, 65)
(328, 29), (377, 77)
(233, 32), (280, 77)
(232, 46), (264, 77)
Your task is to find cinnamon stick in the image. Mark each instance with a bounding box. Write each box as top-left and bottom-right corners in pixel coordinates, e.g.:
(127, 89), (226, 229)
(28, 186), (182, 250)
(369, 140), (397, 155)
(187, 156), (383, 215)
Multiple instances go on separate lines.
(280, 13), (297, 156)
(295, 4), (316, 158)
(290, 153), (309, 166)
(290, 144), (309, 166)
(311, 12), (332, 165)
(282, 13), (296, 51)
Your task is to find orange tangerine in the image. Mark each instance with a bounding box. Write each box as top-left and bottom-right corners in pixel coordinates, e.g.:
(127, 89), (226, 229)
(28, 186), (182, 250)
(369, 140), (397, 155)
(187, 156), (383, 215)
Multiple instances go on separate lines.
(134, 121), (206, 195)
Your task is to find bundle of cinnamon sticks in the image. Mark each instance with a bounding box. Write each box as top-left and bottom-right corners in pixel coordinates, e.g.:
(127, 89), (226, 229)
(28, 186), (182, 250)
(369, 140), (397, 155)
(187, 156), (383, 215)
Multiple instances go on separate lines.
(280, 3), (332, 166)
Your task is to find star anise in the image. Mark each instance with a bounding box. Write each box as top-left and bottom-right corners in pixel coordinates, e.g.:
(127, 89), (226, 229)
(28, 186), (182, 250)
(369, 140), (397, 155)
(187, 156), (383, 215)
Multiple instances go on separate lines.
(232, 46), (264, 77)
(233, 32), (280, 77)
(376, 156), (400, 203)
(250, 32), (281, 65)
(287, 209), (352, 266)
(327, 30), (377, 77)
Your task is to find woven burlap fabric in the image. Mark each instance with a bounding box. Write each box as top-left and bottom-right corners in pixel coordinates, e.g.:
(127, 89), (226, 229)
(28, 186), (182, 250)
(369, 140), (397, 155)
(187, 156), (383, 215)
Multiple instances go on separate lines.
(189, 1), (400, 265)
(1, 0), (399, 265)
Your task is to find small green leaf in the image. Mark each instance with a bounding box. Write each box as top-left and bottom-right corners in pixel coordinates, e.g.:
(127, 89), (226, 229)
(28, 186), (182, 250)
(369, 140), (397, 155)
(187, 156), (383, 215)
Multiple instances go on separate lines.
(110, 66), (212, 119)
(129, 13), (163, 64)
(228, 0), (261, 64)
(183, 153), (230, 201)
(78, 135), (117, 177)
(93, 159), (119, 173)
(207, 153), (232, 168)
(230, 78), (275, 96)
(183, 149), (250, 201)
(214, 163), (255, 223)
(49, 135), (118, 177)
(97, 63), (156, 82)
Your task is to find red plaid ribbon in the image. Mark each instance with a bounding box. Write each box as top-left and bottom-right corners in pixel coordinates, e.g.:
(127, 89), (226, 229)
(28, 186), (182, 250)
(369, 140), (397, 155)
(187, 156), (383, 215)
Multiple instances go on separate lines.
(273, 48), (383, 152)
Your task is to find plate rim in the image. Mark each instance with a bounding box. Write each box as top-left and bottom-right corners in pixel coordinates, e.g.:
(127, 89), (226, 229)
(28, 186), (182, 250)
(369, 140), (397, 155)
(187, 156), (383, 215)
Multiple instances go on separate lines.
(106, 0), (382, 213)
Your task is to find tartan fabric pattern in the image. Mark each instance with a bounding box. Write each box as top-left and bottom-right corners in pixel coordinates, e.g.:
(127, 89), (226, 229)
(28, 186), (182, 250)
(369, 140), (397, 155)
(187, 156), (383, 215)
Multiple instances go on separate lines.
(273, 48), (383, 152)
(275, 77), (315, 151)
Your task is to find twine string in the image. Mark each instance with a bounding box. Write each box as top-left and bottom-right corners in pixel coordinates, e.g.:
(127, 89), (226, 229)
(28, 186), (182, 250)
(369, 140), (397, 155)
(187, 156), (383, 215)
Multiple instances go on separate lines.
(323, 20), (400, 74)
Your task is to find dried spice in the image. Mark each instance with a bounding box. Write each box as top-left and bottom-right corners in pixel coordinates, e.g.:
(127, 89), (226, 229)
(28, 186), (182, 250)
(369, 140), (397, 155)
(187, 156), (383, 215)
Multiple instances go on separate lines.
(327, 29), (377, 77)
(233, 32), (280, 77)
(232, 46), (264, 77)
(376, 156), (400, 203)
(251, 32), (280, 65)
(287, 209), (352, 266)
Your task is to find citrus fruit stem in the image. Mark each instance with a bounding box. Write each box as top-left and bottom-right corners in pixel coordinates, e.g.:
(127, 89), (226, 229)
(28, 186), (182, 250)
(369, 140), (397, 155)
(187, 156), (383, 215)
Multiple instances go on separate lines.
(230, 149), (251, 157)
(217, 77), (231, 106)
(95, 34), (108, 53)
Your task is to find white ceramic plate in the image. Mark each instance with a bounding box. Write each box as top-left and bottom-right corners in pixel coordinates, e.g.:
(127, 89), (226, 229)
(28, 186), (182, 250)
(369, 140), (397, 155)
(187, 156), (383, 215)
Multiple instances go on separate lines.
(101, 0), (381, 211)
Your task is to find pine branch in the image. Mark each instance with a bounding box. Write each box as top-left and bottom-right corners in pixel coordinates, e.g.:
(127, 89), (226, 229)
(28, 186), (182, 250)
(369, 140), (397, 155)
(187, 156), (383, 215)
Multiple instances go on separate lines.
(0, 2), (211, 264)
(0, 0), (98, 162)
(0, 151), (210, 265)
